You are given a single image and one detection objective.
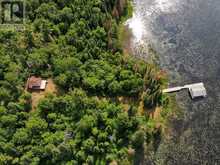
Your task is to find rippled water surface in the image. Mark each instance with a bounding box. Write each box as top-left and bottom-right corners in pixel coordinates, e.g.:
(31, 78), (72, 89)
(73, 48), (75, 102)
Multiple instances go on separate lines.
(128, 0), (220, 164)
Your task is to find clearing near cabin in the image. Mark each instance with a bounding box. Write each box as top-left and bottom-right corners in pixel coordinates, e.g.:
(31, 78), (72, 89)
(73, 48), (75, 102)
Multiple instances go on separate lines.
(31, 79), (57, 111)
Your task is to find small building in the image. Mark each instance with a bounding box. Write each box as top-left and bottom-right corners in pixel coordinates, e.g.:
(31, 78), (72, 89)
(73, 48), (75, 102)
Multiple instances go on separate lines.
(188, 83), (207, 99)
(163, 82), (207, 99)
(27, 76), (47, 90)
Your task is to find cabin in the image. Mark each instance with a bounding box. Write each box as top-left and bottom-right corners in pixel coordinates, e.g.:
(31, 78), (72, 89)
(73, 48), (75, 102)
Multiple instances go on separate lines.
(163, 82), (207, 99)
(27, 76), (47, 90)
(188, 83), (207, 99)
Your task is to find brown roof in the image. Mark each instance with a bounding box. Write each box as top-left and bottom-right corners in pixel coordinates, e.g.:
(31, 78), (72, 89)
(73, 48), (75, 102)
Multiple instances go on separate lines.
(28, 76), (42, 89)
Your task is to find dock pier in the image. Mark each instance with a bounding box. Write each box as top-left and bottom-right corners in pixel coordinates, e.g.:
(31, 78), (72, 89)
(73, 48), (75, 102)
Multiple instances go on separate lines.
(163, 82), (207, 99)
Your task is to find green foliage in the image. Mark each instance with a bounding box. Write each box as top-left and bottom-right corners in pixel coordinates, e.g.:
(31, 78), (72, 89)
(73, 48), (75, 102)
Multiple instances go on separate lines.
(131, 129), (145, 149)
(0, 0), (168, 164)
(143, 69), (164, 109)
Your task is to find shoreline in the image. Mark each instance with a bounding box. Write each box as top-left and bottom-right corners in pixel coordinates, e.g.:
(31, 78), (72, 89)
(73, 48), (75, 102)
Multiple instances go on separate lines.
(121, 0), (183, 156)
(118, 0), (219, 164)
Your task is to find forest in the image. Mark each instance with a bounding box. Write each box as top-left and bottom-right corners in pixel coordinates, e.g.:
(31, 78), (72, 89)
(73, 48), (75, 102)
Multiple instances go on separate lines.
(0, 0), (169, 164)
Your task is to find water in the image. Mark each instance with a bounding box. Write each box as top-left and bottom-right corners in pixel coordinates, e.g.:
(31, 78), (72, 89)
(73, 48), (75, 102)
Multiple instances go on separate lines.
(128, 0), (220, 164)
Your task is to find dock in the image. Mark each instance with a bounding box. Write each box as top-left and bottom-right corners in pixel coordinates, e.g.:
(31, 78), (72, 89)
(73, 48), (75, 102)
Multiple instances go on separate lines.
(163, 82), (207, 99)
(162, 86), (186, 93)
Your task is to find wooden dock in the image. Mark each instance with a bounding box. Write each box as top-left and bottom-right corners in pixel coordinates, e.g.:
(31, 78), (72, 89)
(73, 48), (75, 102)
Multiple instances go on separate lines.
(162, 86), (186, 93)
(163, 82), (207, 99)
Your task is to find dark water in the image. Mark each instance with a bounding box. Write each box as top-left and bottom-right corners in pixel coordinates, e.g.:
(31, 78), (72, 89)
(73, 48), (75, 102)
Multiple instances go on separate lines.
(128, 0), (220, 164)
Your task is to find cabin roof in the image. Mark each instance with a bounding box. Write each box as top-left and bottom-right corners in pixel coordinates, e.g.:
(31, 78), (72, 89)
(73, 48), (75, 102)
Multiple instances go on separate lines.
(28, 76), (42, 89)
(189, 83), (207, 98)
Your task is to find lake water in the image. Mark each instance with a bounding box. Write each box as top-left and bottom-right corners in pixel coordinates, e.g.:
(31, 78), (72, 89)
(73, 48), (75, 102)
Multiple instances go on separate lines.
(127, 0), (220, 164)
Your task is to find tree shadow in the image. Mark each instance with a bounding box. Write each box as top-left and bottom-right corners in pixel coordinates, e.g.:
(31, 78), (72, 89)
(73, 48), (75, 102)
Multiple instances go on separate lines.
(134, 146), (145, 165)
(153, 127), (162, 152)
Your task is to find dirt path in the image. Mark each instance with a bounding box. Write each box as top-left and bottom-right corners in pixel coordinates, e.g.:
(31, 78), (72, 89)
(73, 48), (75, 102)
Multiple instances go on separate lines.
(31, 79), (57, 111)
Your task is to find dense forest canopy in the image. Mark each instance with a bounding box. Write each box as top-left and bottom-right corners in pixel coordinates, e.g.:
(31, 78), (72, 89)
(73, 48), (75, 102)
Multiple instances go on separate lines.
(0, 0), (169, 164)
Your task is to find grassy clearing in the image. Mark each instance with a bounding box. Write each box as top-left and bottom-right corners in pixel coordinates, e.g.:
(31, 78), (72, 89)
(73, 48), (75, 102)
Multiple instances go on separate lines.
(31, 79), (57, 111)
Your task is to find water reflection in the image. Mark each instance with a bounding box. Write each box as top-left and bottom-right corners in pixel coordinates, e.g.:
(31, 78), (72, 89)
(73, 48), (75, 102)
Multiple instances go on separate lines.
(126, 13), (144, 42)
